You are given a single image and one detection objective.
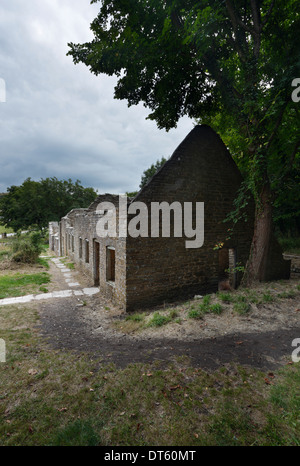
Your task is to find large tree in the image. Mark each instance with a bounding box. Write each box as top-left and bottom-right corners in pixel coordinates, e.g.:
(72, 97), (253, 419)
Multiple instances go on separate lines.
(68, 0), (300, 283)
(0, 178), (98, 232)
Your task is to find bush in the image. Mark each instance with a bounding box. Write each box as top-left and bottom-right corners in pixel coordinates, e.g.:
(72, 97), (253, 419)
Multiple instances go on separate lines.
(11, 232), (43, 264)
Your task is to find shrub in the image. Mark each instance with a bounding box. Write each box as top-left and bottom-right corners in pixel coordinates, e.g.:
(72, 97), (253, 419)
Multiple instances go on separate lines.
(11, 232), (43, 264)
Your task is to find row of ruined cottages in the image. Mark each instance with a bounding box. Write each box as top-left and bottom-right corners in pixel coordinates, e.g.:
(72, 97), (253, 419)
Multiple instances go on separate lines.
(49, 125), (291, 311)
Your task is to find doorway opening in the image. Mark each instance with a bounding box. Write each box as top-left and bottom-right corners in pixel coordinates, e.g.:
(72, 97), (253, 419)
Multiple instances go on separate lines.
(93, 240), (100, 286)
(106, 247), (115, 282)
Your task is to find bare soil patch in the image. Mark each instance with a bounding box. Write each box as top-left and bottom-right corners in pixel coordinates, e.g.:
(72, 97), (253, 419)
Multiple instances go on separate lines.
(37, 258), (300, 371)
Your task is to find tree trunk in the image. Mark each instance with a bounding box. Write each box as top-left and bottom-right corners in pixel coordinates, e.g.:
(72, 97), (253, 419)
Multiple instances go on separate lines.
(242, 182), (273, 285)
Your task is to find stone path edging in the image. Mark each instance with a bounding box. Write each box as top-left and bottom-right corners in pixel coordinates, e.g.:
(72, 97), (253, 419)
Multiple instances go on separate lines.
(0, 257), (99, 307)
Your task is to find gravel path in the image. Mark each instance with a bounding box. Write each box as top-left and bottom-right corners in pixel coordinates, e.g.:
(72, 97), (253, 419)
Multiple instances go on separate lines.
(37, 256), (300, 371)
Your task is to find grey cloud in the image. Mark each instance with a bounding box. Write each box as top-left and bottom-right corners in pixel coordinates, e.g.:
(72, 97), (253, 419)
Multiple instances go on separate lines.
(0, 0), (193, 196)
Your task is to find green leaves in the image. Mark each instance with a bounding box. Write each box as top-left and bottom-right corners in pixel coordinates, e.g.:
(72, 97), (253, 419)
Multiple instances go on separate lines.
(139, 157), (167, 189)
(67, 0), (300, 233)
(0, 178), (98, 232)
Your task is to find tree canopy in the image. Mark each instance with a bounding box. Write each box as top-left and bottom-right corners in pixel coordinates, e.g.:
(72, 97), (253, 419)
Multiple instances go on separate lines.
(68, 0), (300, 282)
(139, 156), (167, 189)
(0, 178), (98, 232)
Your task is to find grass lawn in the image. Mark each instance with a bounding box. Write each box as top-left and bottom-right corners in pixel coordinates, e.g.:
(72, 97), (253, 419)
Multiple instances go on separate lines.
(0, 301), (299, 446)
(0, 272), (51, 299)
(0, 236), (299, 446)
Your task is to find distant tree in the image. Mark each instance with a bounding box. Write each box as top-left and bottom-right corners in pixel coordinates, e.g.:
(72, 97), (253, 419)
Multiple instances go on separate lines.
(0, 178), (98, 232)
(125, 191), (139, 198)
(125, 157), (168, 196)
(139, 157), (167, 189)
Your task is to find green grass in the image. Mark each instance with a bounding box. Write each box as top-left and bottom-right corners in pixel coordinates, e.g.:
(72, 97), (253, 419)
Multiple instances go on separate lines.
(130, 281), (300, 330)
(147, 311), (172, 327)
(217, 292), (235, 303)
(188, 299), (223, 319)
(261, 291), (276, 303)
(202, 295), (211, 306)
(66, 262), (75, 269)
(1, 261), (298, 446)
(277, 290), (296, 299)
(61, 258), (75, 270)
(125, 313), (145, 323)
(188, 308), (202, 319)
(209, 303), (223, 314)
(146, 309), (181, 328)
(0, 272), (51, 299)
(49, 419), (100, 446)
(37, 257), (50, 269)
(277, 236), (300, 254)
(39, 286), (49, 293)
(233, 301), (251, 315)
(0, 301), (300, 446)
(0, 248), (10, 260)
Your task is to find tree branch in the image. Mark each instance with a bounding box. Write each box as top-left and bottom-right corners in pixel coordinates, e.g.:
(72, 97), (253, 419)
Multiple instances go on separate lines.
(262, 0), (276, 26)
(225, 0), (252, 62)
(266, 100), (289, 151)
(250, 0), (262, 57)
(277, 137), (300, 188)
(170, 10), (183, 30)
(250, 0), (262, 33)
(226, 0), (255, 35)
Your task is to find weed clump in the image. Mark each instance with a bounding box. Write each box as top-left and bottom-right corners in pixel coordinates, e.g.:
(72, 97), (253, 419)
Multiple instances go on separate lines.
(147, 312), (172, 327)
(188, 296), (223, 319)
(233, 301), (251, 315)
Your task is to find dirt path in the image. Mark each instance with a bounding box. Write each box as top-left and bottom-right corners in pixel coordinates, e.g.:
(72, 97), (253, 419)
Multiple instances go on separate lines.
(37, 257), (300, 371)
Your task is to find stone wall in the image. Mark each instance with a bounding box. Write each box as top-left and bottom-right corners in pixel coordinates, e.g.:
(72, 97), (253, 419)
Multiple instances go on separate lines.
(283, 254), (300, 279)
(125, 125), (255, 311)
(49, 221), (60, 255)
(55, 202), (127, 309)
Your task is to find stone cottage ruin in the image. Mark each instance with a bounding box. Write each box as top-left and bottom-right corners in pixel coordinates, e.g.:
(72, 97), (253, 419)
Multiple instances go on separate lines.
(49, 125), (290, 311)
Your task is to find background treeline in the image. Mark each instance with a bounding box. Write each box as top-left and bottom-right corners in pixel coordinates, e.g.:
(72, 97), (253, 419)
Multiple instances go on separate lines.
(0, 177), (98, 232)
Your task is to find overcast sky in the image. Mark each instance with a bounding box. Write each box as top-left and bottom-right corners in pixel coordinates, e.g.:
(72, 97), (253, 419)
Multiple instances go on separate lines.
(0, 0), (194, 195)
